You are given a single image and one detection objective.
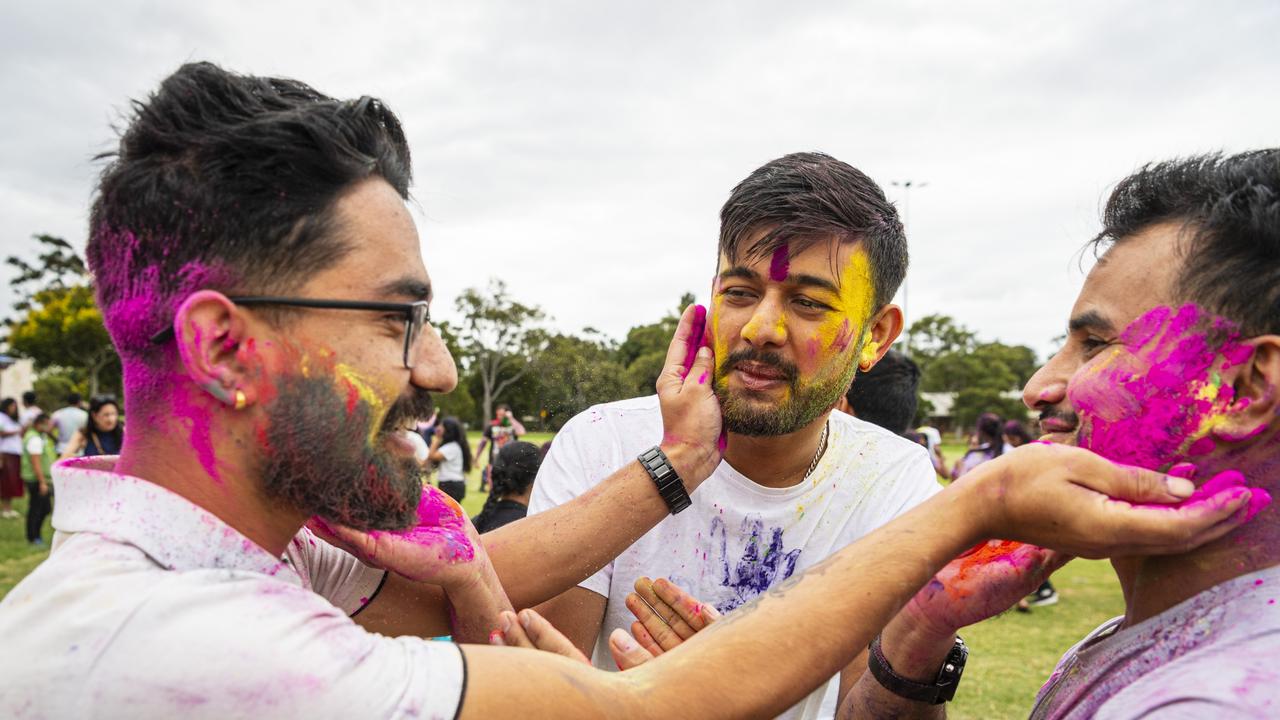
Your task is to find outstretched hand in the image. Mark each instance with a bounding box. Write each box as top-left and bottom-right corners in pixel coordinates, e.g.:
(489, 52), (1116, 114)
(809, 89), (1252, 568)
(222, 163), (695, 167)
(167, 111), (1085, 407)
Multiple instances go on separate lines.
(610, 576), (721, 670)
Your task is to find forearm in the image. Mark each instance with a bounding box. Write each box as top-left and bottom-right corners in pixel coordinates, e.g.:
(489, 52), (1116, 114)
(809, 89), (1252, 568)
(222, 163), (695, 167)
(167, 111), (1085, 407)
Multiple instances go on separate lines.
(445, 563), (514, 643)
(483, 458), (672, 609)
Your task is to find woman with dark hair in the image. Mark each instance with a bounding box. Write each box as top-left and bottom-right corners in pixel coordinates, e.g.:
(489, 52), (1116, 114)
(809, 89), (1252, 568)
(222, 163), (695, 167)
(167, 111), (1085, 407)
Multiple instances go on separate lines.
(428, 417), (471, 503)
(472, 441), (541, 534)
(0, 398), (24, 519)
(950, 412), (1006, 480)
(61, 396), (124, 458)
(1003, 419), (1034, 448)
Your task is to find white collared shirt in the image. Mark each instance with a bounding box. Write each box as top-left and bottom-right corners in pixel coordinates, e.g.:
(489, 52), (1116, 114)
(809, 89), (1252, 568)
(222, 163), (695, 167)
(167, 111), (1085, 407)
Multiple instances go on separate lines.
(0, 456), (465, 720)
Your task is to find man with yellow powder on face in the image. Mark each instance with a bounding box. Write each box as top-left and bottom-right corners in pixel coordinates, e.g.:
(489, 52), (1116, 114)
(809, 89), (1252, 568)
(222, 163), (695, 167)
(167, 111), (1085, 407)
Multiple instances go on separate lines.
(530, 152), (940, 720)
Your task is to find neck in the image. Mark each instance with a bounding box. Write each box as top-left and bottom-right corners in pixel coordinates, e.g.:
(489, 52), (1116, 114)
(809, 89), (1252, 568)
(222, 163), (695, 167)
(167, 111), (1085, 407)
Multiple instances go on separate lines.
(113, 392), (304, 558)
(724, 413), (829, 489)
(500, 489), (533, 506)
(1113, 447), (1279, 627)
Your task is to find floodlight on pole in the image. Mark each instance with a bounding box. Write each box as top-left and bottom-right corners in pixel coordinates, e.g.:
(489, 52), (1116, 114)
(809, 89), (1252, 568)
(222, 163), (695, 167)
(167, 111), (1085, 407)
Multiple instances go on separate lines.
(890, 180), (928, 356)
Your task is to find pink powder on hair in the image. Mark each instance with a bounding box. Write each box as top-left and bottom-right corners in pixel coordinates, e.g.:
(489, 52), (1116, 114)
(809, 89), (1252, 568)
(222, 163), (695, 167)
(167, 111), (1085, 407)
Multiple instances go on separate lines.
(769, 245), (790, 282)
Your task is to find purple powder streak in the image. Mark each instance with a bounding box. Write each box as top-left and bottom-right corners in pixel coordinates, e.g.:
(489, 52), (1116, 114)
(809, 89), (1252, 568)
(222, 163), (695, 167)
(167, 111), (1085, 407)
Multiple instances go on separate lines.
(682, 305), (707, 372)
(769, 245), (790, 282)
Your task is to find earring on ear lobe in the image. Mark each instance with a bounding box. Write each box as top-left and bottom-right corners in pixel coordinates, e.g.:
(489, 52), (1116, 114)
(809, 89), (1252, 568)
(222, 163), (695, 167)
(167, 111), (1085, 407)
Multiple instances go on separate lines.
(234, 390), (247, 411)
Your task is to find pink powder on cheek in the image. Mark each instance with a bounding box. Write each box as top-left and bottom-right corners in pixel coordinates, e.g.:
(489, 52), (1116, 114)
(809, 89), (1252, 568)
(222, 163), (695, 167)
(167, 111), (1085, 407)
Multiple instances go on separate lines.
(830, 319), (854, 352)
(1071, 304), (1251, 471)
(769, 245), (790, 282)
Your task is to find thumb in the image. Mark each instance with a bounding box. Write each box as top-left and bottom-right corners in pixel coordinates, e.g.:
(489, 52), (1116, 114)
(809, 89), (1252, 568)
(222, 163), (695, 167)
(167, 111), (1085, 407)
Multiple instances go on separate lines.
(609, 628), (656, 671)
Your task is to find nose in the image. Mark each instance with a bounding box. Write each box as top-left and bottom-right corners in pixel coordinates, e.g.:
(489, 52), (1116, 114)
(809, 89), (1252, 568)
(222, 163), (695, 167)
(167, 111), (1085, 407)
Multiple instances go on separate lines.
(1022, 350), (1070, 412)
(410, 324), (458, 394)
(741, 295), (788, 348)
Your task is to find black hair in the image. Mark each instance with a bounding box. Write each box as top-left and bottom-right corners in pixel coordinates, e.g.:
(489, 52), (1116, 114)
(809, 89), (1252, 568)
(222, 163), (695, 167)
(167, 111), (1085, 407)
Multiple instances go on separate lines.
(473, 441), (541, 529)
(719, 152), (907, 310)
(846, 349), (920, 435)
(1089, 150), (1280, 336)
(32, 414), (51, 427)
(87, 396), (124, 447)
(65, 392), (82, 406)
(440, 416), (472, 474)
(21, 391), (36, 406)
(976, 412), (1004, 458)
(1003, 420), (1033, 447)
(88, 61), (412, 366)
(0, 398), (15, 420)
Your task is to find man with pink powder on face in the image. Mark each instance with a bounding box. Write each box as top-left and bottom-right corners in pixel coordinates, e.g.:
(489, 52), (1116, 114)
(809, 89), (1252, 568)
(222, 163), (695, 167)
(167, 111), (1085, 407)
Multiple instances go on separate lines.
(617, 150), (1280, 719)
(0, 62), (1263, 719)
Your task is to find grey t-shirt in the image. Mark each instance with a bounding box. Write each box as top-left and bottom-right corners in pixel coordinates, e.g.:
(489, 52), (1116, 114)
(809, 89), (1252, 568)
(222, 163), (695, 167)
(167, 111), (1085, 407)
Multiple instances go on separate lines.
(1029, 563), (1280, 719)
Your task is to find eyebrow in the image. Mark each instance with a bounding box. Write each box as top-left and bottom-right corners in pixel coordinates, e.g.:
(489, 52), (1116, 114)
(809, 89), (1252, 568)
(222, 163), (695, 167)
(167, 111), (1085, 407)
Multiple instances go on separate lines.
(718, 267), (841, 294)
(1068, 310), (1114, 334)
(377, 277), (432, 302)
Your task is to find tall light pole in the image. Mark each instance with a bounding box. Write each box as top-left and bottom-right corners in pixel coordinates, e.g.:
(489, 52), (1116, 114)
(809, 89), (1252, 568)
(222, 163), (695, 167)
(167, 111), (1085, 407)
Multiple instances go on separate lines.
(890, 180), (928, 356)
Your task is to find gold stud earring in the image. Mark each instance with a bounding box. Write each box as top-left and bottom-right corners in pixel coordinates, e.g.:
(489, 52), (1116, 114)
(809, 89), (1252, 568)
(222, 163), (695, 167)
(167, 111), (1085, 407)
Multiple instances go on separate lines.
(234, 390), (247, 411)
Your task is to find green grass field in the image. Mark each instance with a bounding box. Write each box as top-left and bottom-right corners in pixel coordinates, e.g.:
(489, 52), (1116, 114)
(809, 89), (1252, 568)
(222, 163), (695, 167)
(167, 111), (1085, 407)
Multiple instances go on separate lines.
(0, 433), (1120, 718)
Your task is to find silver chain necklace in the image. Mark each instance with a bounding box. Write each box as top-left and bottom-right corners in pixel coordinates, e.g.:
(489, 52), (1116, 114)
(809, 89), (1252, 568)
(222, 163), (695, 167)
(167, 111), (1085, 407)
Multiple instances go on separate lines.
(803, 421), (830, 480)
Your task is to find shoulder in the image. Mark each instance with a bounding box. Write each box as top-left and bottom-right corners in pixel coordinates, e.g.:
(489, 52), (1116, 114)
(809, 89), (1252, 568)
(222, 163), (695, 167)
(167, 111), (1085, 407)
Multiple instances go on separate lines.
(557, 395), (661, 442)
(828, 411), (931, 466)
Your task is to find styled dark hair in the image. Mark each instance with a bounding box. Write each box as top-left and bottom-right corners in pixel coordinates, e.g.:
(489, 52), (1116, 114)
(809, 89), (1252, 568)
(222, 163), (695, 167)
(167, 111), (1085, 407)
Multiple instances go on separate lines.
(846, 349), (920, 435)
(440, 416), (473, 474)
(975, 412), (1004, 458)
(32, 414), (51, 427)
(719, 152), (907, 310)
(1089, 150), (1280, 336)
(88, 61), (413, 370)
(0, 398), (15, 420)
(22, 391), (36, 406)
(87, 396), (124, 447)
(65, 392), (83, 406)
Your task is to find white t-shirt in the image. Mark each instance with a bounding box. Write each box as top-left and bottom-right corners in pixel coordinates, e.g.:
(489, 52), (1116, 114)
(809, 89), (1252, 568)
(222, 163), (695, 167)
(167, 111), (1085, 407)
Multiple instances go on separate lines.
(24, 433), (46, 457)
(19, 405), (43, 427)
(0, 414), (21, 455)
(437, 441), (464, 482)
(51, 406), (89, 454)
(529, 396), (941, 720)
(0, 456), (464, 719)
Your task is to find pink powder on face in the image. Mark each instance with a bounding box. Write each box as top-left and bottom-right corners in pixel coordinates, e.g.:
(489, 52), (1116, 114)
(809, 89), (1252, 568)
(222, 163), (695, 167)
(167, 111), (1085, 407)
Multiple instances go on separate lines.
(369, 488), (474, 564)
(830, 319), (854, 352)
(769, 245), (790, 282)
(1070, 304), (1252, 472)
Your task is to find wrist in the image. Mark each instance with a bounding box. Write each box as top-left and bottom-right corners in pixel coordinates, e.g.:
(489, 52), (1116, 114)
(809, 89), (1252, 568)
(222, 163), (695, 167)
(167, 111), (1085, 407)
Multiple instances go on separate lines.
(879, 611), (958, 683)
(659, 441), (717, 490)
(949, 465), (1004, 543)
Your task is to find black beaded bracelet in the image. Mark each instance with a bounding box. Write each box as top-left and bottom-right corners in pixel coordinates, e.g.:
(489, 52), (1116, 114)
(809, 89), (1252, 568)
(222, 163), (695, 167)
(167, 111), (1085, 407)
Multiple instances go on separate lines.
(637, 446), (692, 514)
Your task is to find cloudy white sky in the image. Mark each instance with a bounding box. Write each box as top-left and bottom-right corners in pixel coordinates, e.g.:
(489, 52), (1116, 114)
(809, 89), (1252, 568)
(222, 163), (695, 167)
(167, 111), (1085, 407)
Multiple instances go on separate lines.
(3, 1), (1277, 360)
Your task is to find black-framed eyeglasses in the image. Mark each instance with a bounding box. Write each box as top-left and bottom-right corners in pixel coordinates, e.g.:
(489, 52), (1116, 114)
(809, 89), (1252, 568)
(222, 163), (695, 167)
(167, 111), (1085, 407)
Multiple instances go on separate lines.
(149, 296), (432, 369)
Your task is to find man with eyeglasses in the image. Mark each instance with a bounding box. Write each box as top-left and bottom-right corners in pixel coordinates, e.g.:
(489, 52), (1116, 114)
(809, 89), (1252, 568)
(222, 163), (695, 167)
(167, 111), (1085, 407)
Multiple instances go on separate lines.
(0, 62), (1259, 719)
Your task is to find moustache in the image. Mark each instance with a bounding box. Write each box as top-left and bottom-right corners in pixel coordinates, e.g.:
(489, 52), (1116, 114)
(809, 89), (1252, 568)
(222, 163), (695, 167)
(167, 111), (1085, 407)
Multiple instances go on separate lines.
(1038, 407), (1079, 427)
(723, 348), (800, 385)
(381, 388), (435, 434)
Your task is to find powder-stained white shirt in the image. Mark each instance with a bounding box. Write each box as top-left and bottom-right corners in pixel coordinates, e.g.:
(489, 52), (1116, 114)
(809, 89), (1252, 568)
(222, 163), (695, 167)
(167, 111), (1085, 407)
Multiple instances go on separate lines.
(529, 395), (940, 720)
(0, 456), (466, 720)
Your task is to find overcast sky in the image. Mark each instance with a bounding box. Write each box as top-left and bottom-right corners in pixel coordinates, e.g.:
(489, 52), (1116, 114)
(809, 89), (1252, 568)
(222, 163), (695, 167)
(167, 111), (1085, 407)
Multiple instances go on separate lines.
(3, 1), (1277, 360)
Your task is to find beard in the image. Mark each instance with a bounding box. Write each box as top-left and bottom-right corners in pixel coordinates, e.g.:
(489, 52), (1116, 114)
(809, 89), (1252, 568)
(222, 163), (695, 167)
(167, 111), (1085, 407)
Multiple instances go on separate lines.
(258, 373), (434, 531)
(715, 348), (857, 436)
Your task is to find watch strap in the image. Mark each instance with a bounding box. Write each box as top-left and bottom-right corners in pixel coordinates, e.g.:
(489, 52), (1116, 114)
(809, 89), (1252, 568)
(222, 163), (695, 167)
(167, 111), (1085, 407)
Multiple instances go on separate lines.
(637, 446), (692, 514)
(867, 634), (967, 705)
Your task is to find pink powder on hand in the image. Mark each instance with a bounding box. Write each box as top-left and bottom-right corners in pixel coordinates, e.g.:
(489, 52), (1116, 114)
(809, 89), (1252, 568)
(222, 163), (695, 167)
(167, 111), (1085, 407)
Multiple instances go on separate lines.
(370, 489), (475, 564)
(683, 305), (707, 371)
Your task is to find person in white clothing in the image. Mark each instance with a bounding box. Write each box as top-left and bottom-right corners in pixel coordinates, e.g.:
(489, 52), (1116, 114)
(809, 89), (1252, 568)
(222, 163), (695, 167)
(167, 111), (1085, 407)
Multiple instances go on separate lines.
(49, 393), (89, 455)
(429, 416), (471, 503)
(531, 152), (953, 720)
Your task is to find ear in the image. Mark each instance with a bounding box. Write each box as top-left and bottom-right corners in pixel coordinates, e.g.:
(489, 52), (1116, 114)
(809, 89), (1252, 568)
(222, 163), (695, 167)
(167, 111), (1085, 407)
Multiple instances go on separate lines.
(861, 304), (904, 370)
(172, 290), (256, 408)
(1212, 335), (1280, 443)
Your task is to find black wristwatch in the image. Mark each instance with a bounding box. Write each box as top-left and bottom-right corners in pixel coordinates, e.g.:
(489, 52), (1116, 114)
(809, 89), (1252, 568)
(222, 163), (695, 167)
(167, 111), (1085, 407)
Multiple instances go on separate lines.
(867, 634), (967, 705)
(637, 446), (693, 514)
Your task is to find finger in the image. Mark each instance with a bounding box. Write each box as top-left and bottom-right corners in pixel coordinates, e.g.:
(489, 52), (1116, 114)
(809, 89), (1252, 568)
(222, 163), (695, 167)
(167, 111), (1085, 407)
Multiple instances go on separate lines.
(684, 346), (715, 392)
(1061, 449), (1196, 504)
(609, 628), (656, 671)
(498, 610), (534, 649)
(625, 592), (685, 651)
(631, 621), (665, 658)
(652, 577), (718, 631)
(656, 305), (705, 393)
(1083, 486), (1252, 558)
(304, 517), (375, 561)
(633, 578), (696, 644)
(517, 609), (590, 664)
